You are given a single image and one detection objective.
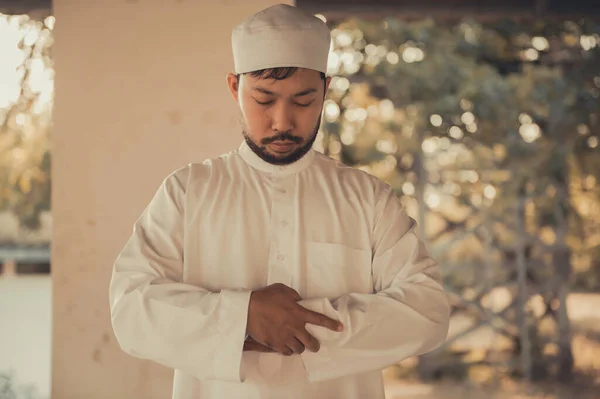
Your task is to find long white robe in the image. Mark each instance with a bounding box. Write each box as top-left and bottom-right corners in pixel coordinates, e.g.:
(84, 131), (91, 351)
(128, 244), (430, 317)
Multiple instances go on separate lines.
(109, 141), (450, 399)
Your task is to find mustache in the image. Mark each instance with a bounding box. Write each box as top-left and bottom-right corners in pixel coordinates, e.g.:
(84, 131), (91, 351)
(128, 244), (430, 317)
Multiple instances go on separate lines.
(261, 132), (303, 145)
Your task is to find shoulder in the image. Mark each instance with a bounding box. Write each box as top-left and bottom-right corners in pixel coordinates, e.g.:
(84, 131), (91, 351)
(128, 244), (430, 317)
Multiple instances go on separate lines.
(164, 148), (240, 190)
(312, 151), (392, 202)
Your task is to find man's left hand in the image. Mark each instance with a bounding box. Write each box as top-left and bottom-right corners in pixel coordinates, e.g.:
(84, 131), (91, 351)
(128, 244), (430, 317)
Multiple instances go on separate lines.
(243, 336), (276, 353)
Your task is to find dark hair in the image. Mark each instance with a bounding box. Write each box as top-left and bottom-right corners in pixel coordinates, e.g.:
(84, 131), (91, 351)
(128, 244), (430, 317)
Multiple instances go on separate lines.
(236, 67), (327, 92)
(238, 67), (326, 81)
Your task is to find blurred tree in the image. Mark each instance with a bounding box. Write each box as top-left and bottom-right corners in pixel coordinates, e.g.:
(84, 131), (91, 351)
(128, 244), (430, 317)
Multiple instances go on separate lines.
(321, 15), (600, 382)
(0, 13), (54, 229)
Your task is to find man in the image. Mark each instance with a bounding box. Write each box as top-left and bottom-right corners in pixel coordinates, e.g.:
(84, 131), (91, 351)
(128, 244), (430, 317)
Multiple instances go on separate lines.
(109, 4), (450, 399)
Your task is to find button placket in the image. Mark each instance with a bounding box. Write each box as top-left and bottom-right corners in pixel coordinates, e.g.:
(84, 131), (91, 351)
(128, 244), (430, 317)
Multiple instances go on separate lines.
(266, 175), (293, 286)
(272, 175), (289, 195)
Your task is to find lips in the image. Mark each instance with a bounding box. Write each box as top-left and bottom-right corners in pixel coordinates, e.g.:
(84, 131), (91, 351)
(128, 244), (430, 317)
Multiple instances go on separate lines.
(269, 141), (296, 151)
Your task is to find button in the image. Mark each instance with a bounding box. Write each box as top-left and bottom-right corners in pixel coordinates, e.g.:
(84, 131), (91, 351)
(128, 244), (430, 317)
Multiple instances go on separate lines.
(279, 166), (284, 171)
(276, 188), (286, 194)
(277, 254), (285, 261)
(281, 220), (288, 227)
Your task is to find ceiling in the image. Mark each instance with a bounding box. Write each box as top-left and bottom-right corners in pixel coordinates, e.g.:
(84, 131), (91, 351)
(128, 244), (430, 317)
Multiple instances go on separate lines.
(0, 0), (51, 15)
(296, 0), (599, 16)
(1, 0), (597, 17)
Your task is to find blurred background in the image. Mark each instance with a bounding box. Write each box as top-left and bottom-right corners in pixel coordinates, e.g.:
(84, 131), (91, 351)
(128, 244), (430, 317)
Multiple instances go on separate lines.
(0, 0), (598, 398)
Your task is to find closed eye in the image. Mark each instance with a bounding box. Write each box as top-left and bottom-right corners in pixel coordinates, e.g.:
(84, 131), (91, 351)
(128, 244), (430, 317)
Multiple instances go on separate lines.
(255, 100), (313, 107)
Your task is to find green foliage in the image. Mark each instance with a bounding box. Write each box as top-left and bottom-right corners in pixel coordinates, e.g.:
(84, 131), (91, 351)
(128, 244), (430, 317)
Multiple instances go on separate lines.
(0, 13), (53, 230)
(322, 16), (600, 291)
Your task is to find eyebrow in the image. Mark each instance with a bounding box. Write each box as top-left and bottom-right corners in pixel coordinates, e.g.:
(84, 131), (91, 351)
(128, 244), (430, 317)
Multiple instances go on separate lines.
(252, 87), (318, 97)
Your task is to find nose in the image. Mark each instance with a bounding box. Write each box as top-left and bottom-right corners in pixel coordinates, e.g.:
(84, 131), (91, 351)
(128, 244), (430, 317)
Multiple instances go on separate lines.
(270, 101), (295, 133)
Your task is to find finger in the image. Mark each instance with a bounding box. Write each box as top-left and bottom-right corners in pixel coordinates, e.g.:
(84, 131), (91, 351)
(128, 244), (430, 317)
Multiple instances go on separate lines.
(301, 308), (343, 332)
(243, 340), (261, 351)
(253, 344), (276, 353)
(286, 337), (305, 355)
(276, 345), (294, 356)
(255, 340), (276, 353)
(244, 340), (275, 353)
(243, 341), (258, 351)
(247, 336), (275, 349)
(295, 328), (320, 352)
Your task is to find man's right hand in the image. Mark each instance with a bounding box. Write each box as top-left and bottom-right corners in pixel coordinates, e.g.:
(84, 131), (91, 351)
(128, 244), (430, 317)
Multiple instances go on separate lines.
(246, 283), (343, 356)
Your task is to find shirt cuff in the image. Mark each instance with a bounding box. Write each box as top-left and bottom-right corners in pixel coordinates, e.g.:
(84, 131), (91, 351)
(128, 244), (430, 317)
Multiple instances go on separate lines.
(297, 297), (342, 345)
(297, 297), (343, 382)
(300, 343), (335, 383)
(214, 289), (252, 382)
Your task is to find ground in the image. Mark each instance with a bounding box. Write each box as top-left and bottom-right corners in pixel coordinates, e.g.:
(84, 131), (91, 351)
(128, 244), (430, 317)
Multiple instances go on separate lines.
(384, 379), (600, 399)
(382, 292), (600, 399)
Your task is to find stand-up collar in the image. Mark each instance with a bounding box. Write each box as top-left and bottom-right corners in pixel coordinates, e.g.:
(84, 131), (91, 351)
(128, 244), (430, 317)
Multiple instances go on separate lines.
(237, 140), (315, 177)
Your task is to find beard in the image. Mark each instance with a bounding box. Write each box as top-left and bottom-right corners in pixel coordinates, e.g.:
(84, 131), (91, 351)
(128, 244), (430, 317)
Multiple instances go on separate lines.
(242, 115), (322, 166)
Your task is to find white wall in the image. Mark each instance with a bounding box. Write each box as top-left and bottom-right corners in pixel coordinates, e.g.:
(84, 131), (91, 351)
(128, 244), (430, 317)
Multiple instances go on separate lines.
(0, 276), (51, 399)
(51, 1), (291, 397)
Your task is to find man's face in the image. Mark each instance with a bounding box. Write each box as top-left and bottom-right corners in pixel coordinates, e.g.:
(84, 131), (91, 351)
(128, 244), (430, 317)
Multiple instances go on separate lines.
(227, 68), (330, 165)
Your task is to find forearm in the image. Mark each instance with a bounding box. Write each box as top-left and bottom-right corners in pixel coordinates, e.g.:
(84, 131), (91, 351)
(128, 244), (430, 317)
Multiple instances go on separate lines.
(297, 261), (450, 382)
(110, 270), (251, 382)
(109, 168), (254, 381)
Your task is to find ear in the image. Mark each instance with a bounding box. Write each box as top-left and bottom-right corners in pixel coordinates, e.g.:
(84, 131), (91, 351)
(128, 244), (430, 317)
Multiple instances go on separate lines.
(226, 73), (240, 103)
(325, 76), (332, 93)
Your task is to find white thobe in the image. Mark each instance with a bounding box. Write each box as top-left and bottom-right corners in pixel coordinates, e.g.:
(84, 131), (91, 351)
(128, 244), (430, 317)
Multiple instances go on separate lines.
(109, 141), (450, 399)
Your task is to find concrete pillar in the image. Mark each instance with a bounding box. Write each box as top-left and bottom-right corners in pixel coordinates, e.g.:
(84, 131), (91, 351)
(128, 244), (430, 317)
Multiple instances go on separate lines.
(51, 1), (292, 398)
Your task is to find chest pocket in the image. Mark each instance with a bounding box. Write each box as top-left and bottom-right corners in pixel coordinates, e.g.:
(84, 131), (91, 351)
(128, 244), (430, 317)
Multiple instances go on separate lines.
(304, 242), (373, 300)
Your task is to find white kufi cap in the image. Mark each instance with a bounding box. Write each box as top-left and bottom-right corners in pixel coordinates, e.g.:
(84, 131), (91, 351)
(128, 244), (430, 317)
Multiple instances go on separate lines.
(232, 4), (331, 74)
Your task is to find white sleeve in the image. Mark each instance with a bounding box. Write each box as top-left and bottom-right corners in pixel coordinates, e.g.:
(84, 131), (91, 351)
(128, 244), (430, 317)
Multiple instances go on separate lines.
(109, 167), (251, 382)
(298, 184), (450, 382)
